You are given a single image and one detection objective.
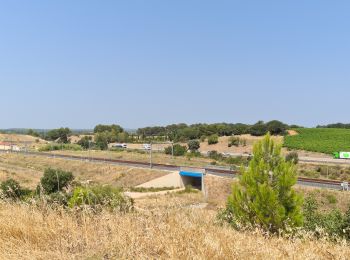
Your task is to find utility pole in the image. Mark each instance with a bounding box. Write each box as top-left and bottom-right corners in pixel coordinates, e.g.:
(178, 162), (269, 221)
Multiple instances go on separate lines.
(149, 142), (153, 168)
(171, 141), (174, 160)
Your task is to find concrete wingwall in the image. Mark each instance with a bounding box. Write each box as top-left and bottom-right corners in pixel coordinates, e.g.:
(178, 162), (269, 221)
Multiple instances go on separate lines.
(137, 171), (185, 188)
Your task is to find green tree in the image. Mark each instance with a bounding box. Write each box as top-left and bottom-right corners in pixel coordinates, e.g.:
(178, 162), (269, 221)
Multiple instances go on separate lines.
(77, 136), (93, 150)
(95, 132), (109, 150)
(249, 121), (268, 136)
(38, 168), (74, 194)
(164, 144), (187, 156)
(27, 129), (40, 137)
(46, 127), (71, 143)
(225, 133), (303, 233)
(266, 120), (287, 135)
(187, 140), (200, 152)
(94, 124), (123, 134)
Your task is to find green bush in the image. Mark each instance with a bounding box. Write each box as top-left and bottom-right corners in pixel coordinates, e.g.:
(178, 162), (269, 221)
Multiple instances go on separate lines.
(208, 134), (219, 145)
(285, 151), (299, 164)
(228, 136), (240, 147)
(0, 179), (31, 200)
(77, 136), (93, 150)
(38, 168), (74, 194)
(207, 150), (223, 161)
(68, 185), (133, 212)
(177, 185), (199, 194)
(164, 144), (187, 156)
(39, 143), (82, 152)
(303, 195), (345, 239)
(187, 140), (200, 152)
(326, 194), (337, 204)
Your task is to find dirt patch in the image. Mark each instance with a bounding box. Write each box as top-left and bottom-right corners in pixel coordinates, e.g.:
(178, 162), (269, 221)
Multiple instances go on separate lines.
(287, 130), (299, 136)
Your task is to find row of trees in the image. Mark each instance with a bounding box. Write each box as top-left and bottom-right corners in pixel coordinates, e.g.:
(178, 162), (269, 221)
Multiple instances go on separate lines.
(137, 120), (293, 142)
(317, 123), (350, 129)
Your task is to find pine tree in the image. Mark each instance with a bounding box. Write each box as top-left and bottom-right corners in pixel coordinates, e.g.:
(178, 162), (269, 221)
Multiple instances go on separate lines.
(226, 133), (303, 233)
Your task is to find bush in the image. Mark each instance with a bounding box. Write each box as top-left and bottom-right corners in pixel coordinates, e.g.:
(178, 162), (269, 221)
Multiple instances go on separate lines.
(285, 151), (299, 164)
(77, 136), (93, 150)
(207, 150), (223, 161)
(68, 185), (133, 213)
(224, 133), (304, 233)
(39, 143), (82, 152)
(228, 136), (240, 147)
(208, 134), (219, 145)
(38, 168), (74, 194)
(164, 144), (187, 156)
(303, 195), (345, 239)
(0, 179), (30, 200)
(187, 140), (200, 152)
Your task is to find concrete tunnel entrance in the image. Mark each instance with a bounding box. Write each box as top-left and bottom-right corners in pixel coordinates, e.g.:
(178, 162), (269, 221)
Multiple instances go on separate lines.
(179, 171), (204, 191)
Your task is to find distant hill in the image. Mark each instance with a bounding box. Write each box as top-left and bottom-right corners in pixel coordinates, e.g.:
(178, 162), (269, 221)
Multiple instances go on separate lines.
(0, 128), (93, 135)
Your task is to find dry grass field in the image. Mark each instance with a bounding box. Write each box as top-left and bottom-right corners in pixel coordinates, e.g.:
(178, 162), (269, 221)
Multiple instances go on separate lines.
(0, 153), (349, 258)
(50, 149), (215, 167)
(0, 193), (349, 259)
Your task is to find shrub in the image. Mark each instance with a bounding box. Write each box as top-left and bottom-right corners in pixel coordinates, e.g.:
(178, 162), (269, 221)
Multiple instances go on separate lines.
(77, 136), (93, 150)
(38, 168), (74, 194)
(164, 144), (187, 156)
(224, 133), (304, 233)
(177, 185), (199, 194)
(228, 136), (240, 147)
(285, 151), (299, 164)
(187, 140), (200, 152)
(224, 156), (248, 166)
(0, 179), (30, 200)
(39, 143), (82, 152)
(208, 134), (219, 145)
(342, 207), (350, 240)
(303, 195), (345, 239)
(68, 185), (133, 213)
(207, 150), (223, 161)
(326, 194), (337, 204)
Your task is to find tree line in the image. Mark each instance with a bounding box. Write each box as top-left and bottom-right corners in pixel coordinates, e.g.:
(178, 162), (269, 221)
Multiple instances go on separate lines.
(137, 120), (297, 142)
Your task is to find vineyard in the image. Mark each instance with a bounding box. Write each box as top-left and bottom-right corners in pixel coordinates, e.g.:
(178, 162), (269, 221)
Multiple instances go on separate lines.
(284, 128), (350, 154)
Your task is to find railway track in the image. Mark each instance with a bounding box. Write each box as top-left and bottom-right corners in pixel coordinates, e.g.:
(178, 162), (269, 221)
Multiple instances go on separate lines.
(0, 150), (346, 190)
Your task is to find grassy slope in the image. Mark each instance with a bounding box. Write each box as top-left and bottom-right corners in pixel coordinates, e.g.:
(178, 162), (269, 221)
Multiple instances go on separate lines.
(284, 128), (350, 154)
(0, 154), (167, 188)
(0, 194), (349, 259)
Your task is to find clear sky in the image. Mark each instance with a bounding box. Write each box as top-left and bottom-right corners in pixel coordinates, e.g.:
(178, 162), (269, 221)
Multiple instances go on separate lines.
(1, 1), (349, 129)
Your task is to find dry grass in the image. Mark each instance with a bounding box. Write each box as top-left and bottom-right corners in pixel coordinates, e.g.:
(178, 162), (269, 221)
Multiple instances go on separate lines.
(0, 154), (167, 188)
(0, 194), (348, 259)
(50, 149), (214, 167)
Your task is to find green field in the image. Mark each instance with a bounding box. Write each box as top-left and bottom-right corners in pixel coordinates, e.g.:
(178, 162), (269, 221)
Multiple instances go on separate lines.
(284, 128), (350, 154)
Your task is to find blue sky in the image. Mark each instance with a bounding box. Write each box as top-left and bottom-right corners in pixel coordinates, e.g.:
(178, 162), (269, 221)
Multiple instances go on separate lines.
(0, 1), (349, 129)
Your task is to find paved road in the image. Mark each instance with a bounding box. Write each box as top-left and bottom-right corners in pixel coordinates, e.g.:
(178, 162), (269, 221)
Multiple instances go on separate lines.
(202, 151), (350, 165)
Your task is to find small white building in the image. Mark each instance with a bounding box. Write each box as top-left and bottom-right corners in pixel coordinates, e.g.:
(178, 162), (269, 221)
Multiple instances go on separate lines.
(0, 142), (20, 151)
